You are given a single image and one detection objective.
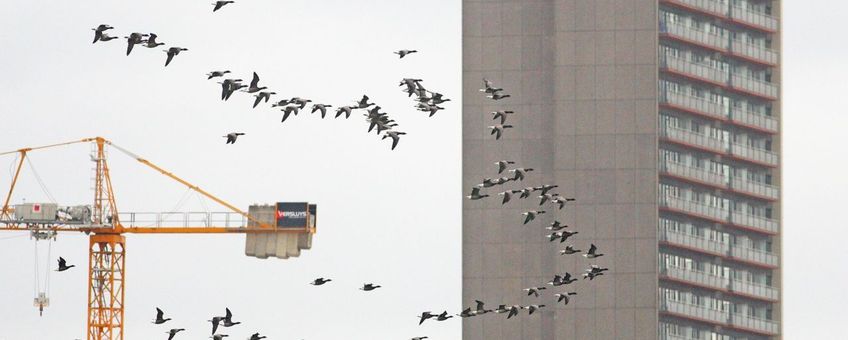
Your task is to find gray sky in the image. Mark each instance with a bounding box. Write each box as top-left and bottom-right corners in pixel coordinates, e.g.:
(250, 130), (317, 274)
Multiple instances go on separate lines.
(0, 0), (460, 339)
(0, 0), (846, 339)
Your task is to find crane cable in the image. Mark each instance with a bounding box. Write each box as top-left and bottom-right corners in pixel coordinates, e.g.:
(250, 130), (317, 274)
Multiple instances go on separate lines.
(25, 157), (57, 204)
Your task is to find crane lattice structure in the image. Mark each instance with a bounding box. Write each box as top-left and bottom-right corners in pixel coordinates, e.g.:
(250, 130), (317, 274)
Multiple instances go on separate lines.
(0, 137), (316, 340)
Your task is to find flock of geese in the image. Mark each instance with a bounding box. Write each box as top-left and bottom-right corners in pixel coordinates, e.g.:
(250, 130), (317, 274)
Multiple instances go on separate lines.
(460, 78), (609, 324)
(151, 306), (266, 340)
(90, 23), (450, 151)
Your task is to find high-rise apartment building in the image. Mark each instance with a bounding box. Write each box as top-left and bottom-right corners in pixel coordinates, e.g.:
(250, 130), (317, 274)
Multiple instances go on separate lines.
(462, 1), (781, 339)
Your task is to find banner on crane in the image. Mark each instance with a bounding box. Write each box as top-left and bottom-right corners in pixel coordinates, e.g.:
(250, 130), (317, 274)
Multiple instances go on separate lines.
(275, 202), (309, 228)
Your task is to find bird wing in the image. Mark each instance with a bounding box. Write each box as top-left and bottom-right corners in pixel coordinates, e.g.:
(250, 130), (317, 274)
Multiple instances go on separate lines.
(156, 308), (164, 319)
(126, 40), (134, 55)
(213, 1), (224, 11)
(250, 72), (260, 88)
(58, 257), (66, 267)
(588, 244), (597, 254)
(225, 308), (232, 319)
(253, 96), (262, 108)
(390, 134), (400, 150)
(165, 51), (175, 66)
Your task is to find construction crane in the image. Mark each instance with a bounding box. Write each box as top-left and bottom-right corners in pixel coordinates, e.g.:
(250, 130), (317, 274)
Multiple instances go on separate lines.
(0, 137), (317, 340)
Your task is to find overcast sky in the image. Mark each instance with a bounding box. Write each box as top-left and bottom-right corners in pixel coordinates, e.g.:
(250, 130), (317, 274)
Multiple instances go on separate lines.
(0, 0), (845, 339)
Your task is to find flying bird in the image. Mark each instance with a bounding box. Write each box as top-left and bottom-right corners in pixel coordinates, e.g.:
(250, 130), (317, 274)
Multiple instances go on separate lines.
(466, 187), (489, 200)
(153, 307), (171, 324)
(584, 244), (604, 259)
(551, 196), (576, 210)
(491, 110), (514, 124)
(487, 92), (511, 100)
(212, 1), (235, 12)
(473, 300), (491, 315)
(418, 311), (437, 325)
(91, 24), (115, 44)
(525, 305), (545, 315)
(219, 78), (243, 100)
(517, 187), (534, 199)
(124, 32), (148, 55)
(311, 104), (333, 118)
(509, 168), (534, 181)
(356, 95), (374, 109)
(523, 286), (547, 297)
(248, 333), (267, 340)
(522, 210), (546, 224)
(245, 72), (266, 93)
(394, 49), (418, 58)
(506, 305), (522, 319)
(554, 292), (577, 305)
(560, 245), (582, 255)
(434, 311), (453, 321)
(495, 160), (515, 174)
(411, 337), (429, 340)
(223, 133), (245, 144)
(310, 278), (332, 286)
(538, 193), (557, 206)
(335, 106), (354, 119)
(534, 185), (559, 195)
(221, 308), (240, 327)
(56, 257), (75, 272)
(498, 190), (520, 204)
(281, 105), (300, 123)
(382, 131), (407, 150)
(253, 92), (276, 108)
(360, 283), (382, 291)
(479, 78), (503, 94)
(164, 47), (188, 67)
(547, 221), (568, 231)
(143, 33), (164, 48)
(207, 70), (231, 80)
(166, 328), (185, 340)
(210, 335), (229, 340)
(208, 316), (225, 335)
(489, 124), (513, 140)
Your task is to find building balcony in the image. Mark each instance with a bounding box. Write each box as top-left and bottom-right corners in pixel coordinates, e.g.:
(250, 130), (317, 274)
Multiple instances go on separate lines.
(660, 19), (728, 52)
(659, 296), (779, 336)
(659, 225), (779, 268)
(730, 176), (779, 200)
(660, 124), (778, 167)
(730, 5), (779, 32)
(729, 108), (779, 134)
(659, 87), (728, 121)
(729, 39), (779, 66)
(659, 159), (728, 189)
(730, 73), (779, 99)
(729, 142), (779, 167)
(662, 0), (727, 18)
(660, 53), (778, 100)
(659, 194), (778, 235)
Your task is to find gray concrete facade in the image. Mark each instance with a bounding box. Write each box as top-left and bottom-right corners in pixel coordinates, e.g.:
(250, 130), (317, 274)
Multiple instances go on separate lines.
(463, 1), (781, 339)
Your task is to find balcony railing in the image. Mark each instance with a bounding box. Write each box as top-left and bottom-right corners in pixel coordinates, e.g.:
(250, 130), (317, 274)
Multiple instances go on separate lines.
(659, 296), (779, 335)
(660, 124), (729, 154)
(730, 5), (779, 32)
(729, 39), (779, 65)
(660, 19), (728, 51)
(659, 225), (779, 267)
(659, 159), (728, 188)
(729, 276), (780, 301)
(661, 264), (779, 301)
(729, 108), (779, 133)
(665, 0), (727, 17)
(659, 194), (778, 234)
(730, 176), (779, 200)
(659, 88), (728, 120)
(660, 52), (729, 85)
(729, 141), (779, 166)
(730, 73), (779, 99)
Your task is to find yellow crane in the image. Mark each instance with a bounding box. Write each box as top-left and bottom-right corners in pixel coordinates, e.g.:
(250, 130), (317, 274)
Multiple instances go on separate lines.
(0, 137), (316, 340)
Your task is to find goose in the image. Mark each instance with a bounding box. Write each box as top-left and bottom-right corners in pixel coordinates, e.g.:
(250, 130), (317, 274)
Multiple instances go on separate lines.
(210, 335), (229, 340)
(248, 333), (267, 340)
(584, 244), (603, 259)
(153, 307), (171, 324)
(522, 210), (546, 224)
(221, 308), (240, 327)
(554, 292), (577, 305)
(434, 311), (453, 321)
(355, 95), (374, 109)
(487, 92), (511, 100)
(583, 271), (604, 280)
(547, 232), (563, 242)
(477, 178), (497, 188)
(310, 104), (333, 118)
(428, 92), (451, 105)
(399, 78), (422, 96)
(310, 278), (331, 286)
(223, 132), (244, 144)
(207, 70), (231, 80)
(394, 49), (418, 58)
(166, 328), (185, 340)
(208, 316), (225, 335)
(547, 275), (563, 286)
(551, 196), (576, 210)
(473, 300), (491, 315)
(559, 230), (579, 242)
(97, 32), (118, 42)
(524, 304), (545, 315)
(280, 105), (300, 123)
(538, 193), (556, 206)
(586, 265), (609, 274)
(495, 160), (515, 174)
(226, 83), (246, 99)
(493, 305), (509, 314)
(547, 221), (568, 231)
(479, 78), (502, 94)
(56, 257), (75, 272)
(418, 311), (436, 325)
(509, 168), (534, 181)
(91, 24), (114, 44)
(335, 106), (354, 119)
(290, 97), (312, 109)
(559, 245), (582, 255)
(493, 177), (513, 185)
(244, 72), (266, 93)
(498, 190), (520, 204)
(164, 47), (188, 67)
(376, 120), (398, 135)
(411, 337), (429, 340)
(491, 110), (514, 124)
(212, 1), (235, 12)
(458, 308), (473, 318)
(252, 92), (276, 108)
(517, 187), (534, 199)
(560, 273), (577, 285)
(143, 33), (164, 48)
(523, 286), (546, 297)
(124, 33), (148, 55)
(271, 99), (291, 108)
(489, 124), (513, 140)
(416, 103), (444, 117)
(219, 79), (242, 100)
(382, 131), (406, 150)
(533, 185), (559, 195)
(506, 305), (522, 319)
(360, 283), (381, 291)
(466, 187), (489, 200)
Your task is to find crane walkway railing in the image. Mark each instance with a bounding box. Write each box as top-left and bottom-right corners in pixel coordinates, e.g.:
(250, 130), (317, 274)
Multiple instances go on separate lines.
(117, 212), (248, 228)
